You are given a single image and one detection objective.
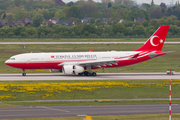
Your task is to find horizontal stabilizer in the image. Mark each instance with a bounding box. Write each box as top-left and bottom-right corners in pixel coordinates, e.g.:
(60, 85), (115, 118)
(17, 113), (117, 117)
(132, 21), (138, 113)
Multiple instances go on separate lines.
(166, 51), (175, 53)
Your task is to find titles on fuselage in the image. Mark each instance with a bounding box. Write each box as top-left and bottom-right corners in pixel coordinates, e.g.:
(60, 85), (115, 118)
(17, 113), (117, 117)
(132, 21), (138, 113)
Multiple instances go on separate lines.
(55, 54), (97, 59)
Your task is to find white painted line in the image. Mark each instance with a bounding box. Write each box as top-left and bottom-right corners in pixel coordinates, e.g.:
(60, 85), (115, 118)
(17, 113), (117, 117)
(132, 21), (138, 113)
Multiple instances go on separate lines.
(77, 115), (87, 116)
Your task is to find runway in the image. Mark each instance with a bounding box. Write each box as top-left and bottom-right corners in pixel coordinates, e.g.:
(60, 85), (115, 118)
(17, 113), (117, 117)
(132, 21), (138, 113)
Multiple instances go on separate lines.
(0, 42), (180, 44)
(0, 73), (179, 81)
(0, 104), (179, 119)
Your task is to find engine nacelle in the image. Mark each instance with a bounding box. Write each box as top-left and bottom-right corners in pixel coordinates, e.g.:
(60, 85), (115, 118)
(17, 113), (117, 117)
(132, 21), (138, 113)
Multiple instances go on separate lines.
(49, 69), (62, 72)
(62, 65), (84, 74)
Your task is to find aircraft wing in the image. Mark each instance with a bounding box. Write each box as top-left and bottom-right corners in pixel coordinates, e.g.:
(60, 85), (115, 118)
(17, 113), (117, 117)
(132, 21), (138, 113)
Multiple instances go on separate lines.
(58, 57), (132, 67)
(77, 57), (130, 67)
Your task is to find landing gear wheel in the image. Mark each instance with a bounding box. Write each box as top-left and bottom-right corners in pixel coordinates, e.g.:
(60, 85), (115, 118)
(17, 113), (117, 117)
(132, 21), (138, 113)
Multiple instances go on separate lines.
(22, 69), (26, 76)
(84, 71), (89, 76)
(78, 73), (83, 76)
(88, 72), (92, 76)
(22, 73), (26, 76)
(92, 72), (97, 76)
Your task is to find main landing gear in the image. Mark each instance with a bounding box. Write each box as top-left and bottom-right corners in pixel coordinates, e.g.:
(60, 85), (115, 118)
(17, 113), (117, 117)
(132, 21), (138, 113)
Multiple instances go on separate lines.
(78, 66), (97, 76)
(22, 69), (26, 76)
(78, 71), (97, 76)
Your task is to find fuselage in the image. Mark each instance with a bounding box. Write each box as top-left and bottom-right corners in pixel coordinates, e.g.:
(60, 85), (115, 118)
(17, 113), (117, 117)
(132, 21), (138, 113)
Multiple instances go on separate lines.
(5, 50), (165, 70)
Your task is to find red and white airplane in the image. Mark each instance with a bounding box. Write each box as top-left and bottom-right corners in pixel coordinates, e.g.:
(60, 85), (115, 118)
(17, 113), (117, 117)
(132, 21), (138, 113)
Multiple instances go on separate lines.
(5, 25), (169, 76)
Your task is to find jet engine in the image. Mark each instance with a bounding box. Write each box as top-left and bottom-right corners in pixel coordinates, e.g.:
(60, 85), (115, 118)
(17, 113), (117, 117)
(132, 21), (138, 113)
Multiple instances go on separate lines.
(49, 69), (62, 72)
(62, 65), (84, 74)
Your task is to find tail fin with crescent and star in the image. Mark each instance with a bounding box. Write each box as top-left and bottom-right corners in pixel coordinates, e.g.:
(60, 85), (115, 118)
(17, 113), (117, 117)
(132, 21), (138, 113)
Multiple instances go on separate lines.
(135, 25), (170, 51)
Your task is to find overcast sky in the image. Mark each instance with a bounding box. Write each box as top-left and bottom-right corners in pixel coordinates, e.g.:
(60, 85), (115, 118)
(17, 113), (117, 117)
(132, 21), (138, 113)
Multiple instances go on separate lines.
(63, 0), (177, 5)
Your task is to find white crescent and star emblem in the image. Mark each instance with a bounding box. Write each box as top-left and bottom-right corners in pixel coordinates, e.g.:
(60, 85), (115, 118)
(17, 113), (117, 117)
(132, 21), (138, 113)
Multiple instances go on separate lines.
(150, 35), (163, 46)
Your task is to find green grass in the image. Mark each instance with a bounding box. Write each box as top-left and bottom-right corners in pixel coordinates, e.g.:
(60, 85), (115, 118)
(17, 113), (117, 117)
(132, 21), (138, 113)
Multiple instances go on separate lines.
(0, 86), (174, 101)
(0, 102), (17, 107)
(1, 100), (180, 107)
(1, 114), (180, 120)
(1, 43), (180, 73)
(0, 38), (180, 42)
(0, 80), (179, 101)
(0, 79), (173, 84)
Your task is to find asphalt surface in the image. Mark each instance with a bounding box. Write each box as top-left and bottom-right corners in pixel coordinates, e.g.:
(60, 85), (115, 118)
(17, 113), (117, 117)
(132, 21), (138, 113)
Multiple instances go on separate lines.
(0, 104), (179, 119)
(0, 73), (179, 81)
(0, 42), (180, 44)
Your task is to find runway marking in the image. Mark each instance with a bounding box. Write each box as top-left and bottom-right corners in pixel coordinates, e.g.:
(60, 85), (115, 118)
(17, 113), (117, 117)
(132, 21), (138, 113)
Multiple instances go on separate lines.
(77, 115), (87, 116)
(43, 106), (70, 112)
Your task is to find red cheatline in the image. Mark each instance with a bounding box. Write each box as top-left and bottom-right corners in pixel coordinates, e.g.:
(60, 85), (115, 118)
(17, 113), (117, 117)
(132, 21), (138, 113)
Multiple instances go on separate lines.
(51, 56), (54, 58)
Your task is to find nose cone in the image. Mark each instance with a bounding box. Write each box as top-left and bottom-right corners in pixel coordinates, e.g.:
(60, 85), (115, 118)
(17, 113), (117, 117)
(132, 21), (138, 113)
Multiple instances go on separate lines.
(5, 59), (14, 68)
(5, 60), (10, 65)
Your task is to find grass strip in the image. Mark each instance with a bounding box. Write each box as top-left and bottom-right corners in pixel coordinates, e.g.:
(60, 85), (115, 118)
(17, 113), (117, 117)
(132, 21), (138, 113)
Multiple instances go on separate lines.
(0, 38), (180, 42)
(0, 80), (180, 101)
(0, 79), (175, 84)
(1, 114), (180, 120)
(1, 100), (180, 107)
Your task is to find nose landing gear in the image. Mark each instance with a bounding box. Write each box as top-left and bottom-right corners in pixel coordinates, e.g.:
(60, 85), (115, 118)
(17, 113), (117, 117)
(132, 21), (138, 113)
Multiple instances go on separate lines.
(22, 69), (26, 76)
(22, 73), (26, 76)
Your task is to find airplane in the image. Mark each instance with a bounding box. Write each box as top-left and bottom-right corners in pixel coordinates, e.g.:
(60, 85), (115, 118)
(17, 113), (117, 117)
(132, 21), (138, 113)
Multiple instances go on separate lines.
(5, 25), (169, 76)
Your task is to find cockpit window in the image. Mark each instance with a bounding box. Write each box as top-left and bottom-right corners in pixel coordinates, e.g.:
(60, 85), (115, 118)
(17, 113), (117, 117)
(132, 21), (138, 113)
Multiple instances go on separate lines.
(9, 58), (15, 60)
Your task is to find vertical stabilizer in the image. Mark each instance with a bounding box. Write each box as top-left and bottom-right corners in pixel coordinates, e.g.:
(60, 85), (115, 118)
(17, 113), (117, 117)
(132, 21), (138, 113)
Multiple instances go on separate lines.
(135, 25), (170, 51)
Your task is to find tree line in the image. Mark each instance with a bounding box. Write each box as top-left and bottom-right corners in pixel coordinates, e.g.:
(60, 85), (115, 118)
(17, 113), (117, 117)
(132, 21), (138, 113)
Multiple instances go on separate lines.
(1, 0), (180, 37)
(1, 19), (180, 37)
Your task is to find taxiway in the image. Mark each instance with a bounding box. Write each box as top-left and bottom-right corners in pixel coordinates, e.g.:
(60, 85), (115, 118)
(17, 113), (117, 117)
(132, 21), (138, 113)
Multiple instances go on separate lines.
(0, 73), (179, 81)
(0, 104), (179, 119)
